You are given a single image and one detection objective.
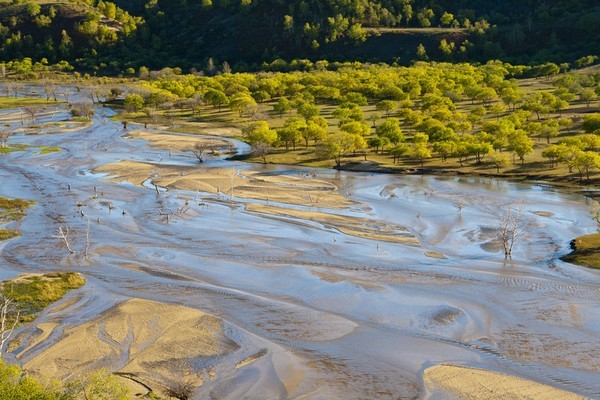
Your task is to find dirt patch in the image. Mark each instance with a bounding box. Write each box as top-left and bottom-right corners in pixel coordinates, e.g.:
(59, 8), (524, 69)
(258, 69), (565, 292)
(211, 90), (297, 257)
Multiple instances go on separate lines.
(423, 364), (586, 399)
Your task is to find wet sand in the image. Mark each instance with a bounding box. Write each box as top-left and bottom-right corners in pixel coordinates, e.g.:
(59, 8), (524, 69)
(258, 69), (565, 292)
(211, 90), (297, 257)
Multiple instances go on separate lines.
(0, 86), (600, 399)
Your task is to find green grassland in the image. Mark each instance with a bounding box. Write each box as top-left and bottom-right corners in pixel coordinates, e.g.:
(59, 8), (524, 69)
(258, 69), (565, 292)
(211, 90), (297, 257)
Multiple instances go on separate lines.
(2, 272), (86, 323)
(561, 233), (600, 269)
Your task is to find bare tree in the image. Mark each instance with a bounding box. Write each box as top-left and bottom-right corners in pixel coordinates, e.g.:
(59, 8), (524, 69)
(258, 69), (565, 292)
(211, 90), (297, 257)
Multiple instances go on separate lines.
(84, 219), (91, 258)
(0, 131), (9, 148)
(71, 100), (94, 118)
(166, 380), (193, 400)
(0, 288), (20, 351)
(193, 142), (216, 163)
(54, 226), (75, 254)
(4, 82), (13, 97)
(497, 206), (529, 258)
(42, 81), (57, 101)
(22, 106), (41, 125)
(9, 82), (19, 98)
(251, 142), (271, 164)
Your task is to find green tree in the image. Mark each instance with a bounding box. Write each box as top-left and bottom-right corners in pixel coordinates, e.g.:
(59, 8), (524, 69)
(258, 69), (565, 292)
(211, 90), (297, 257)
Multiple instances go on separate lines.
(573, 151), (600, 181)
(490, 153), (510, 173)
(508, 130), (534, 164)
(582, 114), (600, 133)
(123, 94), (144, 112)
(273, 97), (291, 116)
(244, 121), (277, 145)
(278, 118), (305, 150)
(376, 118), (404, 144)
(297, 102), (319, 121)
(375, 100), (396, 117)
(411, 143), (431, 166)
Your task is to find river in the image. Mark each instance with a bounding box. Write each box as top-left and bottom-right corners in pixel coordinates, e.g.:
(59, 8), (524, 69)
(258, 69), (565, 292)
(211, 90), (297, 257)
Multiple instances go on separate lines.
(1, 87), (600, 399)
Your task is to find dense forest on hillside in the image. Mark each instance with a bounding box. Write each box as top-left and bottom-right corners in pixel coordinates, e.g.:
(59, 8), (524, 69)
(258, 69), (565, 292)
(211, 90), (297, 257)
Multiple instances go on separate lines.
(0, 0), (598, 73)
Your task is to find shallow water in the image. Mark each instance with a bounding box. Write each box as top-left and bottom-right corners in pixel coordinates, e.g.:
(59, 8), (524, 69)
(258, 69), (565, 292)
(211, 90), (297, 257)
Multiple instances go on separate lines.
(1, 89), (600, 398)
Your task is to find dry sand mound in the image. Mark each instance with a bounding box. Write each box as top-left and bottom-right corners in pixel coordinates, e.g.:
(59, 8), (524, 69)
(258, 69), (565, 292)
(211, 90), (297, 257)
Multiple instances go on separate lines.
(96, 160), (354, 208)
(125, 130), (230, 152)
(423, 364), (588, 399)
(23, 298), (239, 396)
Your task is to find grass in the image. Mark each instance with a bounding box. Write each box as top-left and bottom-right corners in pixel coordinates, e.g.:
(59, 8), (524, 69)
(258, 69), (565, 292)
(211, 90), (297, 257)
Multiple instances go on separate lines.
(0, 96), (54, 109)
(560, 233), (600, 269)
(0, 229), (20, 241)
(0, 196), (34, 223)
(0, 144), (28, 154)
(1, 272), (86, 323)
(39, 146), (61, 154)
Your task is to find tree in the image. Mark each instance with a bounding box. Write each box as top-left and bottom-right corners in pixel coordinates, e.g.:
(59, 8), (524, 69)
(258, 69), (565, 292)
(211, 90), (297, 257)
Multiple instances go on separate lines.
(340, 121), (369, 136)
(278, 118), (305, 150)
(376, 118), (404, 144)
(273, 97), (291, 116)
(316, 133), (355, 167)
(204, 89), (228, 110)
(411, 143), (431, 167)
(376, 100), (396, 116)
(0, 131), (9, 148)
(580, 88), (597, 107)
(123, 94), (144, 112)
(582, 114), (600, 133)
(508, 131), (534, 164)
(368, 137), (383, 153)
(390, 143), (410, 163)
(497, 206), (528, 257)
(193, 142), (214, 163)
(0, 289), (19, 351)
(244, 121), (278, 146)
(440, 12), (454, 26)
(22, 106), (40, 125)
(490, 153), (510, 173)
(251, 141), (272, 164)
(297, 102), (319, 121)
(573, 151), (600, 181)
(303, 118), (327, 147)
(229, 93), (256, 117)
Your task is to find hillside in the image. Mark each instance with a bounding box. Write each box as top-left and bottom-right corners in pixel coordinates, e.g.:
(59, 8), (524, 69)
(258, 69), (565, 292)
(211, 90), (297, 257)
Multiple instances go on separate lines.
(0, 0), (598, 73)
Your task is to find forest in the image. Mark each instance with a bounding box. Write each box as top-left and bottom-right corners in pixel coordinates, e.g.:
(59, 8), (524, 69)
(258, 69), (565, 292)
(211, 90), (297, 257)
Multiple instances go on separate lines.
(0, 0), (598, 73)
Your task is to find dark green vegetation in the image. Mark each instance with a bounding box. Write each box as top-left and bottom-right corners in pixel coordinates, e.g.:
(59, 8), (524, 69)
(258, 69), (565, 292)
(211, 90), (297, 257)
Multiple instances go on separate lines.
(0, 0), (598, 73)
(561, 233), (600, 269)
(2, 272), (86, 322)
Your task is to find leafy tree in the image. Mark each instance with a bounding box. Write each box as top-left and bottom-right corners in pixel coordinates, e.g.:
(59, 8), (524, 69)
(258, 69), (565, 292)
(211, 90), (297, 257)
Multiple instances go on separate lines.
(411, 143), (431, 166)
(273, 97), (291, 116)
(303, 118), (328, 147)
(278, 118), (305, 150)
(204, 89), (228, 110)
(297, 102), (319, 121)
(490, 153), (510, 173)
(123, 94), (144, 112)
(573, 151), (600, 181)
(376, 118), (404, 144)
(376, 100), (396, 116)
(508, 130), (534, 164)
(244, 121), (277, 145)
(582, 114), (600, 133)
